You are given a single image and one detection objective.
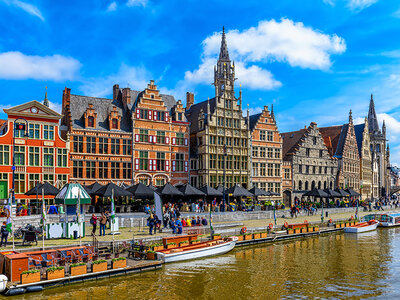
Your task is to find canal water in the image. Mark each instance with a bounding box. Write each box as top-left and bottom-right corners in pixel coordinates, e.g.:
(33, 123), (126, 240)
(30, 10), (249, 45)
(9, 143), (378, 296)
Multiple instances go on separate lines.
(11, 228), (400, 299)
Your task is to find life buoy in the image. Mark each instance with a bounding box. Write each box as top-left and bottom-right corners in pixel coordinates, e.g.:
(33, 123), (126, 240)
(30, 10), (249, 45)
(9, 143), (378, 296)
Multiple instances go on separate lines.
(351, 215), (354, 220)
(241, 227), (247, 234)
(268, 223), (274, 229)
(284, 222), (289, 228)
(329, 218), (333, 223)
(304, 220), (308, 225)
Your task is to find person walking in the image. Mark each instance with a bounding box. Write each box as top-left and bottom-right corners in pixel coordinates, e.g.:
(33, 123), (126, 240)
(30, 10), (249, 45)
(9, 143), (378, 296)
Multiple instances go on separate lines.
(147, 215), (155, 235)
(99, 212), (107, 236)
(90, 214), (98, 235)
(0, 221), (8, 247)
(169, 217), (176, 234)
(105, 210), (111, 229)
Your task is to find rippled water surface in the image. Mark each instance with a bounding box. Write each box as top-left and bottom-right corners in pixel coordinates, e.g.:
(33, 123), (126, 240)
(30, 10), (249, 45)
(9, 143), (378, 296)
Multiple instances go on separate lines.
(10, 228), (400, 299)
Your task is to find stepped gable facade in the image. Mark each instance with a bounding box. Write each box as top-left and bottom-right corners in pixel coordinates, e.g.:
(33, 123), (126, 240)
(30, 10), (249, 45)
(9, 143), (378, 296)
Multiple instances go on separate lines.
(319, 110), (360, 191)
(61, 80), (189, 187)
(249, 105), (283, 199)
(281, 122), (337, 204)
(354, 118), (373, 200)
(186, 28), (251, 188)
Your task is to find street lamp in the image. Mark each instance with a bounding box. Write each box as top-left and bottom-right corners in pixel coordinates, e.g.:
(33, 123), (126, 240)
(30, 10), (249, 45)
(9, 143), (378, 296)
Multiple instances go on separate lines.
(222, 144), (227, 212)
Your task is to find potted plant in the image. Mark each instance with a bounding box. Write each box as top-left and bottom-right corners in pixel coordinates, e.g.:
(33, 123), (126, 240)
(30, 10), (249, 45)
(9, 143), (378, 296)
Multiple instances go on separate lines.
(166, 242), (177, 249)
(253, 232), (261, 239)
(91, 259), (107, 273)
(244, 233), (253, 240)
(191, 239), (200, 245)
(46, 266), (65, 280)
(287, 229), (294, 234)
(236, 235), (244, 241)
(146, 250), (157, 260)
(340, 222), (345, 228)
(70, 263), (87, 276)
(294, 228), (301, 234)
(314, 226), (319, 232)
(179, 241), (189, 247)
(260, 232), (267, 238)
(151, 243), (164, 251)
(300, 227), (307, 233)
(112, 257), (126, 269)
(213, 234), (221, 240)
(21, 269), (40, 284)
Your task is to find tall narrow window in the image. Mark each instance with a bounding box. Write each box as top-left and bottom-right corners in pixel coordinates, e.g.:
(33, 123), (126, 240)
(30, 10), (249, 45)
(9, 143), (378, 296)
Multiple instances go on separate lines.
(88, 116), (95, 127)
(122, 139), (132, 155)
(86, 161), (96, 178)
(43, 148), (54, 166)
(0, 145), (10, 165)
(14, 146), (25, 165)
(176, 153), (184, 171)
(99, 138), (108, 154)
(99, 162), (108, 179)
(28, 147), (40, 166)
(73, 136), (83, 153)
(29, 124), (40, 139)
(111, 162), (120, 178)
(57, 149), (67, 167)
(110, 139), (120, 154)
(156, 152), (165, 171)
(112, 118), (118, 129)
(139, 151), (148, 170)
(156, 131), (166, 144)
(87, 137), (96, 153)
(139, 129), (149, 142)
(73, 161), (83, 178)
(43, 125), (54, 140)
(28, 174), (40, 190)
(15, 174), (25, 194)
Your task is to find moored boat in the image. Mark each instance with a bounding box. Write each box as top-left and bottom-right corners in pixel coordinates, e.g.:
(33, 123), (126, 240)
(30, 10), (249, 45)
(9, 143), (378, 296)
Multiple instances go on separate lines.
(344, 220), (379, 233)
(371, 213), (400, 227)
(156, 236), (237, 263)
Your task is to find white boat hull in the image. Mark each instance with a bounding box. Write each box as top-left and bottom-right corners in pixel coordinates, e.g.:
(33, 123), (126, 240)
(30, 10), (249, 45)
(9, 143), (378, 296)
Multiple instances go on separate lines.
(157, 239), (236, 263)
(344, 221), (379, 233)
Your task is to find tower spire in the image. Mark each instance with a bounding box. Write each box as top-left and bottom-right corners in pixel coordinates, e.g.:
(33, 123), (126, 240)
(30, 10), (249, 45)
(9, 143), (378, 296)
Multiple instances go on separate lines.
(43, 86), (49, 107)
(368, 93), (379, 133)
(271, 103), (275, 121)
(219, 26), (230, 62)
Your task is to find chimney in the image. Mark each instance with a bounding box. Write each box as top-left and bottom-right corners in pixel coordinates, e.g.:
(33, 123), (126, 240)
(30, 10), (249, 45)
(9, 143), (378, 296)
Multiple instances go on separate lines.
(113, 84), (119, 101)
(62, 87), (71, 113)
(186, 92), (194, 110)
(122, 87), (131, 109)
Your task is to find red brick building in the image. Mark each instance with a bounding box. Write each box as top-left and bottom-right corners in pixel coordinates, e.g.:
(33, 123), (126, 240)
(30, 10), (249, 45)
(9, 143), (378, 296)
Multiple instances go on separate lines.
(0, 97), (70, 205)
(62, 80), (189, 187)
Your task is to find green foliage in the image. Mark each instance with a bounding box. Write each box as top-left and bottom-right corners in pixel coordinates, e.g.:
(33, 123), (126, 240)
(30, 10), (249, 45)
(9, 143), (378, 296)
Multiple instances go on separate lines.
(192, 239), (200, 243)
(151, 242), (163, 247)
(92, 260), (107, 265)
(21, 269), (40, 275)
(147, 250), (156, 254)
(166, 242), (177, 246)
(71, 262), (86, 267)
(213, 233), (221, 236)
(112, 257), (126, 262)
(47, 266), (64, 272)
(244, 232), (252, 235)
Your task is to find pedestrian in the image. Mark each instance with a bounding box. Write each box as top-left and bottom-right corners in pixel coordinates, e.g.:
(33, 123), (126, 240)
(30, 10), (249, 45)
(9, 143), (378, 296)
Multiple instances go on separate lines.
(105, 210), (111, 229)
(145, 204), (150, 214)
(153, 214), (160, 234)
(0, 221), (8, 247)
(163, 214), (169, 228)
(169, 217), (176, 234)
(175, 217), (183, 234)
(99, 212), (107, 236)
(147, 215), (155, 235)
(90, 213), (98, 235)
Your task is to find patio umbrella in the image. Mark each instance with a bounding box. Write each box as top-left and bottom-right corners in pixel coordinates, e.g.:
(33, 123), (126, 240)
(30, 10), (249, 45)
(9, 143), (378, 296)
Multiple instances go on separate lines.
(216, 185), (225, 193)
(86, 182), (104, 195)
(148, 184), (157, 191)
(323, 189), (341, 198)
(83, 185), (92, 195)
(303, 189), (329, 198)
(25, 182), (60, 196)
(225, 185), (254, 198)
(156, 183), (183, 197)
(94, 182), (132, 198)
(249, 187), (269, 197)
(346, 189), (361, 197)
(199, 185), (223, 197)
(55, 183), (91, 205)
(178, 184), (205, 197)
(126, 183), (154, 199)
(334, 188), (350, 197)
(120, 182), (130, 189)
(268, 191), (280, 196)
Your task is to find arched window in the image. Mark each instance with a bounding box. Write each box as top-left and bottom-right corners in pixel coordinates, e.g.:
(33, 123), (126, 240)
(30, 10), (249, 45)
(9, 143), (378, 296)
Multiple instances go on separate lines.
(311, 181), (315, 190)
(324, 181), (327, 189)
(305, 181), (309, 190)
(330, 181), (333, 189)
(88, 116), (94, 127)
(318, 181), (321, 189)
(112, 118), (118, 129)
(298, 181), (302, 190)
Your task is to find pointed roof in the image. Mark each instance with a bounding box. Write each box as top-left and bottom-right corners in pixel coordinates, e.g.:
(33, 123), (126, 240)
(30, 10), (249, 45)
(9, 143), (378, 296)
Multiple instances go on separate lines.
(43, 86), (49, 107)
(219, 27), (230, 62)
(55, 183), (91, 204)
(319, 125), (343, 157)
(281, 128), (307, 160)
(354, 123), (365, 157)
(4, 100), (62, 120)
(368, 94), (380, 133)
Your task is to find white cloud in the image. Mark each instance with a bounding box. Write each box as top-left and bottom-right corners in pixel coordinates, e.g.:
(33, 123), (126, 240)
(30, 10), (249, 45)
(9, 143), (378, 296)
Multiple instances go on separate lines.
(0, 51), (81, 81)
(248, 107), (263, 116)
(49, 101), (62, 114)
(126, 0), (147, 7)
(107, 2), (117, 12)
(80, 64), (152, 97)
(347, 0), (378, 11)
(1, 0), (44, 21)
(377, 113), (400, 143)
(185, 19), (345, 92)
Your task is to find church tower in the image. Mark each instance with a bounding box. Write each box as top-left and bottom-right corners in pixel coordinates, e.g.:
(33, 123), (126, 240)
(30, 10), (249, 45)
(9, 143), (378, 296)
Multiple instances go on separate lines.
(368, 94), (379, 133)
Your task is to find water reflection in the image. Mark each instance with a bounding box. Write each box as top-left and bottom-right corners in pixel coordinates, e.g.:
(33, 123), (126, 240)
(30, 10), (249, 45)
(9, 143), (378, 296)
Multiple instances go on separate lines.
(10, 229), (399, 299)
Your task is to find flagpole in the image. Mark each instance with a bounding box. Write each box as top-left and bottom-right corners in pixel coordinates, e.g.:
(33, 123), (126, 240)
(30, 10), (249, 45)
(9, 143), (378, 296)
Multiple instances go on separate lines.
(112, 188), (115, 253)
(42, 189), (45, 251)
(8, 196), (14, 251)
(77, 190), (81, 246)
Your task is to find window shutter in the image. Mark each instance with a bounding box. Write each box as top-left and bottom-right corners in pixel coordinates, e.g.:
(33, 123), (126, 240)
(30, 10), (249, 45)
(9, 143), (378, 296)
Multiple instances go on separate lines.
(153, 135), (157, 143)
(148, 110), (152, 120)
(135, 134), (139, 142)
(153, 111), (157, 120)
(172, 160), (176, 172)
(135, 158), (139, 170)
(149, 159), (153, 171)
(149, 135), (153, 143)
(172, 137), (176, 145)
(153, 159), (157, 170)
(136, 109), (140, 119)
(165, 112), (169, 122)
(184, 161), (188, 172)
(166, 160), (169, 171)
(184, 138), (188, 146)
(165, 137), (169, 144)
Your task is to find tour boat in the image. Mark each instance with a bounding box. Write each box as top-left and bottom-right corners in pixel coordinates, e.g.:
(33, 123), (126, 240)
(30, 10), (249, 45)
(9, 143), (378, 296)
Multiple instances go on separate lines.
(369, 213), (400, 227)
(343, 220), (379, 233)
(156, 236), (238, 263)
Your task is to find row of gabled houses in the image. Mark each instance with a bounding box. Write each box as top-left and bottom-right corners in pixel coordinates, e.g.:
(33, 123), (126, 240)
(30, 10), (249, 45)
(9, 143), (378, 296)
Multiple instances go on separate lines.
(0, 28), (391, 207)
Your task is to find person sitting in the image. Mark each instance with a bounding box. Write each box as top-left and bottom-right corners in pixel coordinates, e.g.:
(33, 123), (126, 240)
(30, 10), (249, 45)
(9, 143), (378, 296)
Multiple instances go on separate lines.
(186, 217), (191, 227)
(47, 204), (58, 215)
(201, 217), (208, 226)
(169, 218), (176, 234)
(16, 203), (23, 216)
(175, 218), (183, 234)
(191, 216), (196, 226)
(181, 218), (187, 227)
(197, 216), (201, 226)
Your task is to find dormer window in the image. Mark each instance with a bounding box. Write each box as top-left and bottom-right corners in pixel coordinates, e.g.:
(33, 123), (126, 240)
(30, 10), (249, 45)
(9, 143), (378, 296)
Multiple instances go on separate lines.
(112, 118), (118, 129)
(88, 116), (95, 127)
(151, 94), (155, 99)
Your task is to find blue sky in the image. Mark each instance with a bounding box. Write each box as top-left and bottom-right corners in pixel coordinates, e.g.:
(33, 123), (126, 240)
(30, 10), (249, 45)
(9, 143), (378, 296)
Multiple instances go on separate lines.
(0, 0), (400, 164)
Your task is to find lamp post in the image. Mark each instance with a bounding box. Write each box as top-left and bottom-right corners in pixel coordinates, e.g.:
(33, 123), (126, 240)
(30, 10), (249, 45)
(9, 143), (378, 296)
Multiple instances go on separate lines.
(222, 144), (227, 212)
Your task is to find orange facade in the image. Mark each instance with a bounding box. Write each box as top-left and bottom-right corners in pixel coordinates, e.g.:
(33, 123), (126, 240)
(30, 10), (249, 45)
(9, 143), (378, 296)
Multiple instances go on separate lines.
(0, 100), (69, 204)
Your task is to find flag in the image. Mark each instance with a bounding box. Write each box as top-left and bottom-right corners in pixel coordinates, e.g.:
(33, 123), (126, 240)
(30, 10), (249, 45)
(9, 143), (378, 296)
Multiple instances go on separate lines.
(5, 197), (12, 233)
(111, 189), (115, 224)
(76, 190), (80, 222)
(41, 199), (46, 225)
